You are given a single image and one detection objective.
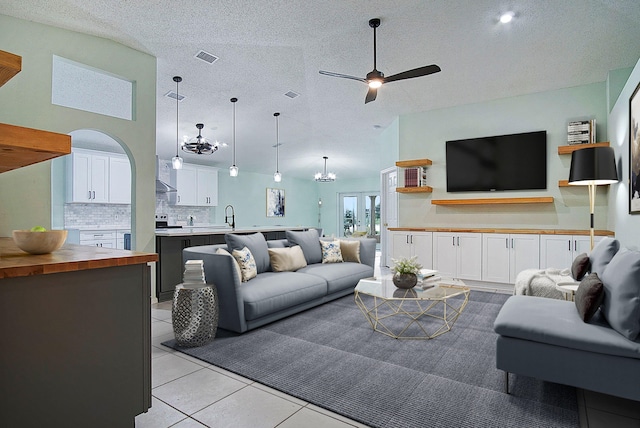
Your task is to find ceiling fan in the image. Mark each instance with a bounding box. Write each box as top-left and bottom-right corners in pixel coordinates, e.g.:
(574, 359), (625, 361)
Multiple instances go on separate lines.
(319, 18), (441, 104)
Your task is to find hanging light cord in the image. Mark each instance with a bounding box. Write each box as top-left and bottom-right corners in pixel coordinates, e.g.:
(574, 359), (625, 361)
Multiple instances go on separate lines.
(232, 99), (236, 165)
(175, 77), (181, 157)
(275, 112), (280, 173)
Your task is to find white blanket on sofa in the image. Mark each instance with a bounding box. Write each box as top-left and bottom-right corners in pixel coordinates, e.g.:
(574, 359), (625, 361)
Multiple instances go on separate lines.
(514, 268), (573, 300)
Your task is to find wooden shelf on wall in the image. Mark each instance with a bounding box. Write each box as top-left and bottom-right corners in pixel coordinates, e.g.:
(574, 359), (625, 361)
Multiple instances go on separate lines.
(431, 197), (554, 206)
(0, 50), (21, 87)
(396, 186), (433, 193)
(0, 123), (71, 173)
(557, 142), (609, 155)
(558, 180), (610, 188)
(395, 158), (432, 168)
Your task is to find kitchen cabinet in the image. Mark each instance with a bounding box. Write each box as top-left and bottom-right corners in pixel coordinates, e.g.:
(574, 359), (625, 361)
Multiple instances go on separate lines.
(66, 149), (109, 203)
(482, 234), (540, 283)
(433, 232), (482, 280)
(170, 164), (218, 207)
(109, 154), (131, 204)
(540, 234), (604, 269)
(116, 229), (130, 249)
(390, 231), (433, 269)
(79, 230), (117, 248)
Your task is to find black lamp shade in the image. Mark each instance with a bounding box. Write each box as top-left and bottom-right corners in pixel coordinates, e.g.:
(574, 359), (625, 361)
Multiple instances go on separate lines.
(568, 146), (618, 185)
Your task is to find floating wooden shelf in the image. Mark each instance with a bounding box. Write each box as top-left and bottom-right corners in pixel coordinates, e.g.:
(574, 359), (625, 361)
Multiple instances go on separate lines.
(395, 158), (432, 168)
(0, 50), (21, 87)
(0, 123), (71, 173)
(431, 197), (554, 206)
(559, 180), (610, 188)
(396, 186), (433, 193)
(557, 142), (609, 155)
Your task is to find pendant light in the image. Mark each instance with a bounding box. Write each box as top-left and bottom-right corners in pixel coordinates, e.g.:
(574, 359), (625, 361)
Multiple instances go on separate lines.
(171, 76), (184, 169)
(273, 112), (282, 182)
(314, 156), (336, 182)
(229, 97), (238, 177)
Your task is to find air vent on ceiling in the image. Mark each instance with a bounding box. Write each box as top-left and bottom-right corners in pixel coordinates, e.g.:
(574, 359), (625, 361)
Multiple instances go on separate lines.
(284, 90), (300, 99)
(194, 50), (219, 64)
(165, 90), (185, 101)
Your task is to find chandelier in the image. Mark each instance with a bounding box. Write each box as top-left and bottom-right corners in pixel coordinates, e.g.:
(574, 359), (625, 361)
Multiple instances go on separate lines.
(314, 156), (336, 182)
(182, 123), (219, 155)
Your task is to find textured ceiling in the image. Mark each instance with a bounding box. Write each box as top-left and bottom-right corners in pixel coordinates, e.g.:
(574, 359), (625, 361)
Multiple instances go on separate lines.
(2, 1), (640, 180)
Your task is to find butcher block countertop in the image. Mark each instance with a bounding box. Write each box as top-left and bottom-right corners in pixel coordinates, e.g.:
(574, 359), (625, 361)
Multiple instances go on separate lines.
(388, 227), (615, 236)
(0, 238), (158, 279)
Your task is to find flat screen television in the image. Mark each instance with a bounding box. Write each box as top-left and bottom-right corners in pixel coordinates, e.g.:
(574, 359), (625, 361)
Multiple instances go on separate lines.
(445, 130), (547, 192)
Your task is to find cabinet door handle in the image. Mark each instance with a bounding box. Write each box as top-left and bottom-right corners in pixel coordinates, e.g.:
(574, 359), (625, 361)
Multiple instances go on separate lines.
(568, 240), (571, 252)
(88, 191), (91, 200)
(178, 195), (180, 203)
(410, 235), (413, 244)
(511, 238), (514, 249)
(506, 238), (509, 248)
(93, 191), (96, 199)
(457, 236), (460, 246)
(574, 240), (577, 252)
(406, 235), (409, 244)
(452, 237), (455, 246)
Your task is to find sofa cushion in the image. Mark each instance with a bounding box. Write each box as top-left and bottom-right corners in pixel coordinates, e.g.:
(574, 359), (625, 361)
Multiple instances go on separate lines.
(226, 232), (270, 273)
(600, 248), (640, 340)
(339, 239), (361, 263)
(575, 273), (604, 322)
(571, 253), (590, 281)
(241, 272), (327, 320)
(286, 229), (322, 264)
(268, 246), (307, 272)
(589, 237), (619, 277)
(215, 248), (242, 282)
(320, 240), (343, 263)
(297, 262), (373, 294)
(494, 295), (640, 359)
(232, 247), (257, 282)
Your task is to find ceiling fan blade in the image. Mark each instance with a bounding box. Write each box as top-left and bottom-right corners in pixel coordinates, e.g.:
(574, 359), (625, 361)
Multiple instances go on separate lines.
(319, 70), (367, 83)
(365, 87), (377, 104)
(383, 64), (441, 83)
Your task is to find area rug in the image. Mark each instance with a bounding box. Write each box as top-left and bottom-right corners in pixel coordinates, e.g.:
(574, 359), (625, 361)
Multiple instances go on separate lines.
(163, 291), (578, 427)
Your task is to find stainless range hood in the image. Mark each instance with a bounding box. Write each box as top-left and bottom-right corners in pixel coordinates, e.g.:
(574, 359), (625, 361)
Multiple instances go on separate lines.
(156, 156), (177, 193)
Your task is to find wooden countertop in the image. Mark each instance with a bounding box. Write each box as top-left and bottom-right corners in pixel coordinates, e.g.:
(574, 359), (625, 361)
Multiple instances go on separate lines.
(388, 227), (615, 236)
(0, 238), (158, 279)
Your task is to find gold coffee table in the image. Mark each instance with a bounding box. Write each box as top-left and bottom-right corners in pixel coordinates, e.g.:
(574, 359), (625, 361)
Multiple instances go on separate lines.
(354, 276), (470, 340)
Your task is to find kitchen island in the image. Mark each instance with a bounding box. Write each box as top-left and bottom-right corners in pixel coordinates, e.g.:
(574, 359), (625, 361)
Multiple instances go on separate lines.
(155, 226), (310, 301)
(0, 238), (157, 427)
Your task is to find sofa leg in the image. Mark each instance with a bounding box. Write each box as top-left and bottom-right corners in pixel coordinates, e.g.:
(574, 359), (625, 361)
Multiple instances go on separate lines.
(504, 371), (509, 394)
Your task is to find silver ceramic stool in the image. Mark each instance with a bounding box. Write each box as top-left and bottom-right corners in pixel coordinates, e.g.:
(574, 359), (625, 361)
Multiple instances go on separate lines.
(172, 260), (218, 347)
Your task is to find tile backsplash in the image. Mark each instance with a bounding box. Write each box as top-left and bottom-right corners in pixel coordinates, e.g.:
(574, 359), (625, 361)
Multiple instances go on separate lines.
(64, 204), (131, 227)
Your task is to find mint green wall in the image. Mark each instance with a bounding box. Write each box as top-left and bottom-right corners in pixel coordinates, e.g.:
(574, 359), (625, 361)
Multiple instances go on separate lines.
(379, 118), (400, 170)
(608, 57), (640, 249)
(398, 82), (609, 230)
(607, 67), (633, 113)
(0, 15), (157, 256)
(214, 171), (319, 229)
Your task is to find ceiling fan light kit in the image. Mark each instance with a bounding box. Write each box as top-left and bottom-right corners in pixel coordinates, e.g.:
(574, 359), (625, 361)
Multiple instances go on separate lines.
(171, 76), (184, 169)
(319, 17), (441, 103)
(182, 123), (219, 155)
(314, 156), (336, 182)
(229, 97), (238, 177)
(273, 112), (282, 182)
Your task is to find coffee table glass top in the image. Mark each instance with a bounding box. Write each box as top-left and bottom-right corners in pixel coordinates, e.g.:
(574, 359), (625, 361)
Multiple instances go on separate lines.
(355, 276), (469, 300)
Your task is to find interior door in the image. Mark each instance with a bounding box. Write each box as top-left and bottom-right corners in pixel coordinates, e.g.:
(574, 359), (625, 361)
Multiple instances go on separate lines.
(381, 167), (398, 267)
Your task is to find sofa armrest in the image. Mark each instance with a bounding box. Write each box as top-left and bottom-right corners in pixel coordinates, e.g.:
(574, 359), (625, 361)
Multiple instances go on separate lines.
(183, 245), (247, 333)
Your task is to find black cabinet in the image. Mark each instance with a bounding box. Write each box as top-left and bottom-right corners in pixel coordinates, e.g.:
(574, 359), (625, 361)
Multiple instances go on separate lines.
(156, 235), (209, 301)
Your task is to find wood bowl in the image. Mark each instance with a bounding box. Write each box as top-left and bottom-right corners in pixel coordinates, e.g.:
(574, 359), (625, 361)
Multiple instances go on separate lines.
(12, 230), (68, 254)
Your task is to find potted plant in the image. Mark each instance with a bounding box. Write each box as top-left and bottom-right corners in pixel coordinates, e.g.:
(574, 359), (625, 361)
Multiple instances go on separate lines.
(391, 256), (423, 289)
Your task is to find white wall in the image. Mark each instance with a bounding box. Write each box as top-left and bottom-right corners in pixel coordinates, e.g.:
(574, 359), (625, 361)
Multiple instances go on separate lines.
(609, 58), (640, 249)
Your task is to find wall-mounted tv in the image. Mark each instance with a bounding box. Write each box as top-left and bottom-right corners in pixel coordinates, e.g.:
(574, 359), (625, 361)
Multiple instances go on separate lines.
(445, 130), (547, 192)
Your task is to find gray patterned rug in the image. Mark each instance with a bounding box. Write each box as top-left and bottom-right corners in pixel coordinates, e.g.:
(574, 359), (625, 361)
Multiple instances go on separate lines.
(163, 291), (578, 427)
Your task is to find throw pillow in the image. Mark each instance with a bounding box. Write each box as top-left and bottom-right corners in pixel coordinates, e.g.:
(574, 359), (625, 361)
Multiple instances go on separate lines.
(339, 239), (361, 263)
(589, 237), (620, 277)
(231, 246), (257, 282)
(574, 273), (604, 322)
(286, 229), (322, 264)
(600, 248), (640, 340)
(571, 253), (590, 281)
(320, 240), (343, 263)
(268, 245), (307, 272)
(215, 247), (242, 282)
(225, 232), (270, 273)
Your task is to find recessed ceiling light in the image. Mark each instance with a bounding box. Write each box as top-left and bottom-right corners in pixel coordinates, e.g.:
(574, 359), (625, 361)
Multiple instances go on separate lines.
(499, 12), (515, 24)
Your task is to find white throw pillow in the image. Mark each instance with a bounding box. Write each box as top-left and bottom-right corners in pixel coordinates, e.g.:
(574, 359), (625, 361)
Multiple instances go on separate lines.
(320, 240), (343, 263)
(231, 246), (257, 282)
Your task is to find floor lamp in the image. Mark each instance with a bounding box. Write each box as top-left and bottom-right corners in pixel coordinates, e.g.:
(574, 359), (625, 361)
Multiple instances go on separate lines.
(568, 146), (618, 250)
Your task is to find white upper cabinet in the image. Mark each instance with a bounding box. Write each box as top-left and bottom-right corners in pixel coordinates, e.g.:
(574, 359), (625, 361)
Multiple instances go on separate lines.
(171, 164), (218, 207)
(109, 154), (131, 204)
(67, 149), (109, 203)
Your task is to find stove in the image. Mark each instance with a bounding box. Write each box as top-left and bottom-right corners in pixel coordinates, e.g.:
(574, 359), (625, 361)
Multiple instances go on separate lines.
(155, 214), (182, 229)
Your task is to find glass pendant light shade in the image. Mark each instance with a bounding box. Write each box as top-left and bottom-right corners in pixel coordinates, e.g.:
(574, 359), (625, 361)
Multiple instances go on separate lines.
(273, 112), (282, 182)
(230, 97), (238, 177)
(172, 76), (184, 169)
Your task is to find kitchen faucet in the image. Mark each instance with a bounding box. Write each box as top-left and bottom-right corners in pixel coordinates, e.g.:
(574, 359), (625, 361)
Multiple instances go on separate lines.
(224, 204), (235, 230)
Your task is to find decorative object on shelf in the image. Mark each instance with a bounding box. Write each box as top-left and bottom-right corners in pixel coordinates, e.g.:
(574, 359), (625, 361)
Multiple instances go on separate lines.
(229, 97), (239, 177)
(266, 187), (285, 217)
(391, 255), (422, 289)
(273, 112), (282, 182)
(171, 76), (184, 170)
(569, 146), (618, 249)
(12, 229), (68, 254)
(314, 156), (336, 182)
(172, 260), (218, 347)
(567, 119), (596, 145)
(319, 18), (440, 104)
(182, 123), (219, 155)
(630, 80), (640, 214)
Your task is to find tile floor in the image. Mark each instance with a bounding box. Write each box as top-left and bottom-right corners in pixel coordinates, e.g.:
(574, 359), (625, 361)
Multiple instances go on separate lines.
(136, 260), (640, 428)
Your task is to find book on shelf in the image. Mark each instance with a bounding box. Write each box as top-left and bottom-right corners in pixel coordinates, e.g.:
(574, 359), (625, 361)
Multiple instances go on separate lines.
(567, 119), (596, 144)
(418, 166), (428, 187)
(404, 167), (418, 187)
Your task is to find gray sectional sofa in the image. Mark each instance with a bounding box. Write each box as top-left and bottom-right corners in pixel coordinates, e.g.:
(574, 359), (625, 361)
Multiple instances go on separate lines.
(494, 237), (640, 401)
(183, 229), (376, 333)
